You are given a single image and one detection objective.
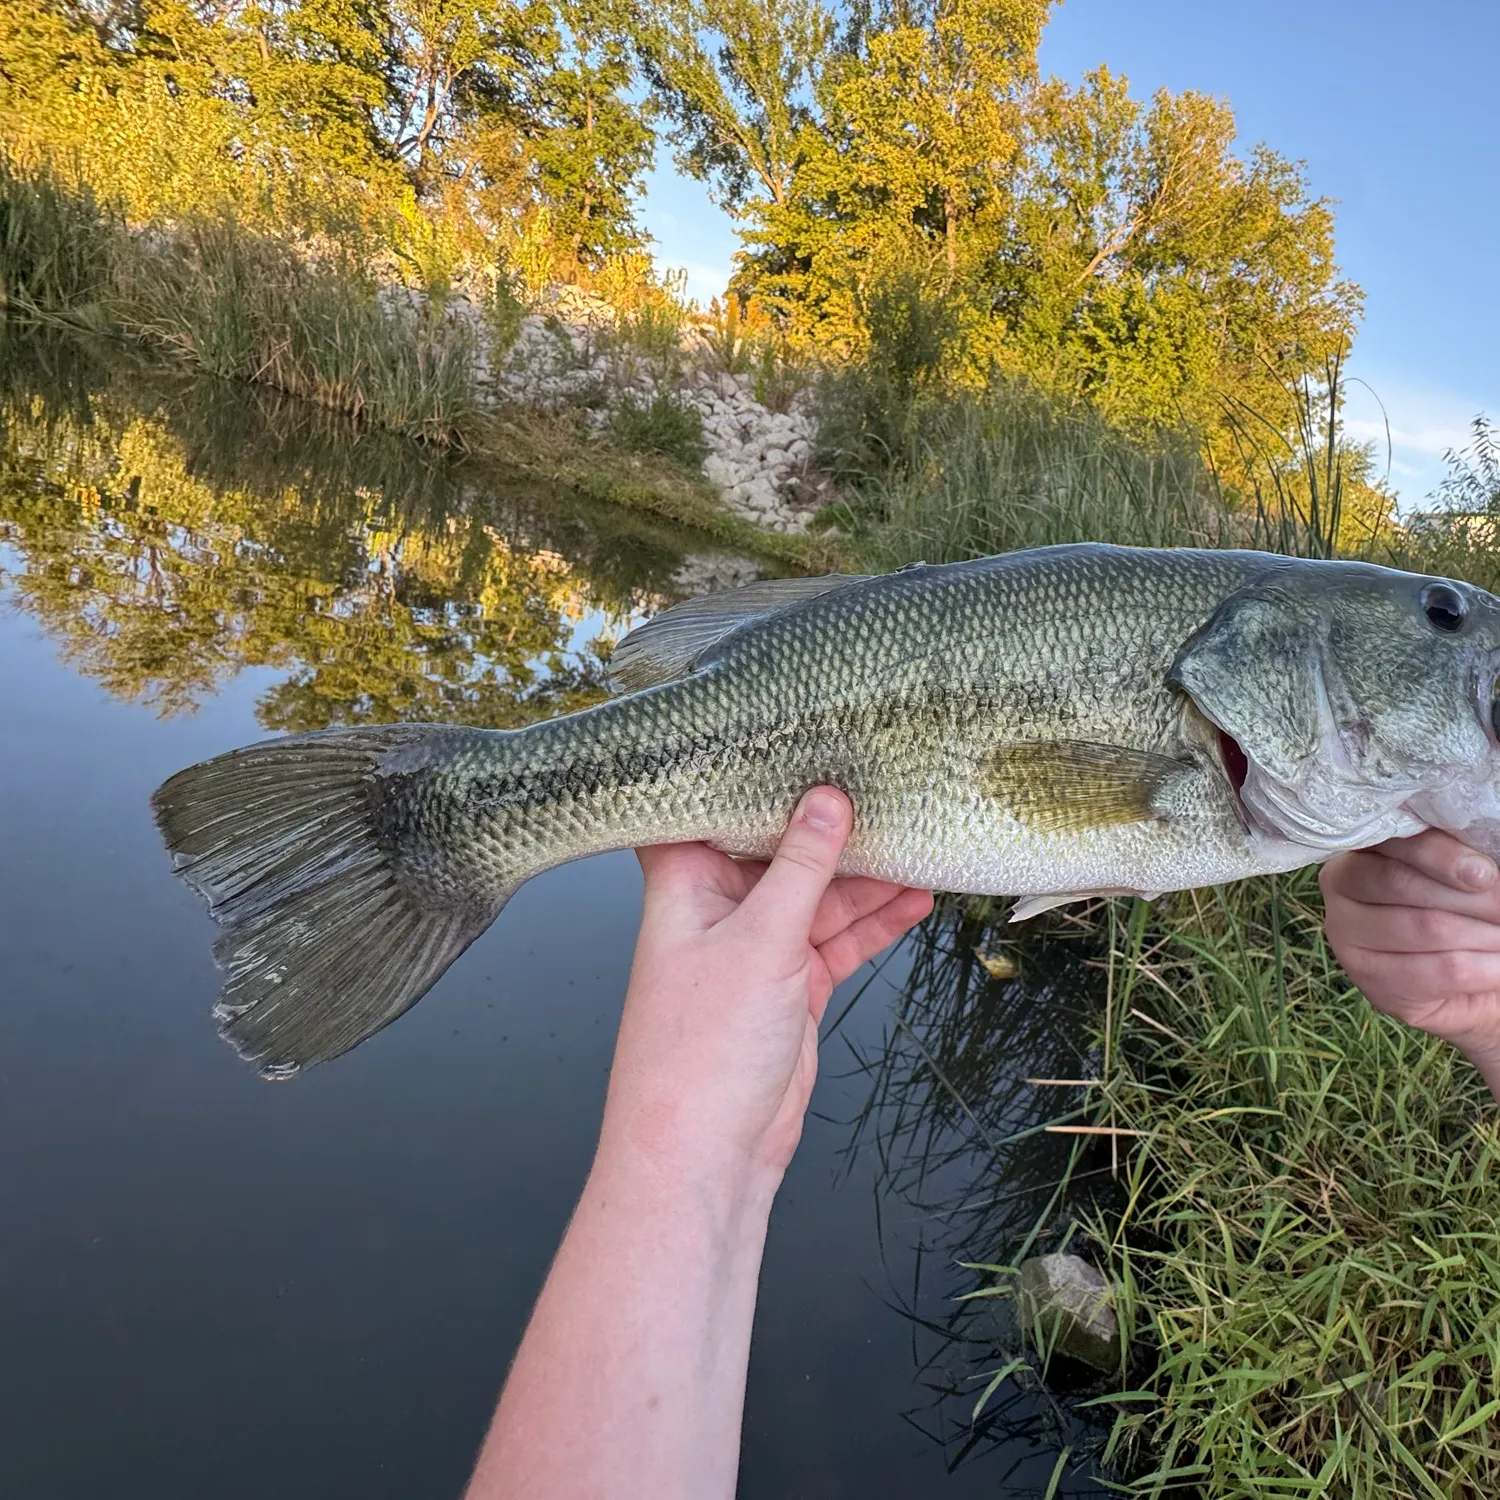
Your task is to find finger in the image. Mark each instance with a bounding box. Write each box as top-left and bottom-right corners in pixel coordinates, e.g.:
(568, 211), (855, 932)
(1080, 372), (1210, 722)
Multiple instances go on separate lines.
(1325, 898), (1500, 956)
(818, 887), (935, 995)
(1321, 848), (1500, 923)
(636, 842), (755, 913)
(809, 876), (909, 947)
(1372, 831), (1498, 895)
(1335, 943), (1500, 1006)
(737, 787), (853, 939)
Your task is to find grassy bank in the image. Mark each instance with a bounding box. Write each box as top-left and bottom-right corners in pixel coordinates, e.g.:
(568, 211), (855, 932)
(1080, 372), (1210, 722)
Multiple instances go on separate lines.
(1073, 876), (1500, 1497)
(473, 407), (843, 572)
(0, 160), (843, 571)
(927, 505), (1500, 1492)
(1, 163), (483, 441)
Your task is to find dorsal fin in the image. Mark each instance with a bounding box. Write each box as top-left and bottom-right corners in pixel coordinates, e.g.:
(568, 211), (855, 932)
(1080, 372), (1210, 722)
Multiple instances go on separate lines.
(607, 573), (870, 692)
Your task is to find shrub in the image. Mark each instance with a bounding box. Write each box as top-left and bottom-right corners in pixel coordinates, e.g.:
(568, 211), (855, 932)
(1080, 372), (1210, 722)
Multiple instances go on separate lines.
(608, 391), (707, 469)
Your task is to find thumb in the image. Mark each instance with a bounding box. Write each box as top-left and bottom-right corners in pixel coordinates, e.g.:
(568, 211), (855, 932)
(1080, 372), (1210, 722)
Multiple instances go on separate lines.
(740, 787), (852, 939)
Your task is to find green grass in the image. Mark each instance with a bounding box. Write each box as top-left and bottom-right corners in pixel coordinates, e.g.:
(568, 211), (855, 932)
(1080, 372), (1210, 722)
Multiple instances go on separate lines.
(875, 877), (1500, 1497)
(121, 221), (483, 443)
(912, 471), (1500, 1494)
(607, 389), (709, 469)
(0, 162), (118, 316)
(0, 158), (481, 443)
(844, 383), (1225, 567)
(1081, 878), (1500, 1498)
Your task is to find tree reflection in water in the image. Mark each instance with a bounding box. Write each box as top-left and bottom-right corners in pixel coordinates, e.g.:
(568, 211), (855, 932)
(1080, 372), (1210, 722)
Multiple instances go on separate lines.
(0, 330), (736, 730)
(4, 331), (1131, 1492)
(833, 895), (1124, 1494)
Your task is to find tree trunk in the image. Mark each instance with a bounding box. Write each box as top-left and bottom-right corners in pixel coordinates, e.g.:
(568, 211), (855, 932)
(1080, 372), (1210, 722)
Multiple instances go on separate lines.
(944, 187), (957, 287)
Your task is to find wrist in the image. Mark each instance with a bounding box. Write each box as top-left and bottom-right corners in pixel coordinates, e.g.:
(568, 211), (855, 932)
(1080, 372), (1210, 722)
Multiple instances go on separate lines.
(590, 1112), (783, 1235)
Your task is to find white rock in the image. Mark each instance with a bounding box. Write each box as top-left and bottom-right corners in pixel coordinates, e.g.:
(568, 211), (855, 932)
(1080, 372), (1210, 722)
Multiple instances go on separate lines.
(746, 478), (779, 510)
(1016, 1254), (1120, 1372)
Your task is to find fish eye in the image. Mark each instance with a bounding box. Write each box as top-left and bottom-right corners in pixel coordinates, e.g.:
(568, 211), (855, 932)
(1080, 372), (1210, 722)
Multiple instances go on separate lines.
(1421, 581), (1467, 633)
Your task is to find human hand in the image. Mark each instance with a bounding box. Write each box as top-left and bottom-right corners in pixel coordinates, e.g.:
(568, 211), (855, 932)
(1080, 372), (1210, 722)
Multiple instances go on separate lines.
(599, 787), (934, 1190)
(1321, 830), (1500, 1093)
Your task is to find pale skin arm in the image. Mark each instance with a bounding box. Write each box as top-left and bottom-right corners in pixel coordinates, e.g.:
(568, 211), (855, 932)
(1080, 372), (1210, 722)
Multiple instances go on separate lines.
(1322, 829), (1500, 1102)
(470, 810), (1500, 1500)
(463, 787), (934, 1500)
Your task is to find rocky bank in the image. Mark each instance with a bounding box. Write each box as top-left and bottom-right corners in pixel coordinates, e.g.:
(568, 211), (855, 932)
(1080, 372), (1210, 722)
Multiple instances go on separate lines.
(456, 284), (832, 536)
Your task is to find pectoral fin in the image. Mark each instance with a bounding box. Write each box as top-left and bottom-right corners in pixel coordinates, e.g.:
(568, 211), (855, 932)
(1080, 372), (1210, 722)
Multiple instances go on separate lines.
(983, 740), (1192, 834)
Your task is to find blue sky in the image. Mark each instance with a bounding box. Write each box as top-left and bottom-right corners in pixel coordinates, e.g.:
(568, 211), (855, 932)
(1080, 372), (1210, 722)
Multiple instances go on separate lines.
(637, 0), (1500, 509)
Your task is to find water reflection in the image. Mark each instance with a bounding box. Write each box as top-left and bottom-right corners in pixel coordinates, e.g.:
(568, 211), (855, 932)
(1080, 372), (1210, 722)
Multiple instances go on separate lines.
(836, 897), (1120, 1492)
(0, 333), (1126, 1495)
(0, 332), (743, 728)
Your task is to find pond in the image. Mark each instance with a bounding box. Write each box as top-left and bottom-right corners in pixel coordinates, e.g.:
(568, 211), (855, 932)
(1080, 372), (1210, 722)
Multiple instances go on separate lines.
(0, 334), (1117, 1498)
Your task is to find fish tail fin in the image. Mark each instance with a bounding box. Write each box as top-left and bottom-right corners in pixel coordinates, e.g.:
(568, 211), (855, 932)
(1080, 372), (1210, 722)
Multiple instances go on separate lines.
(152, 726), (504, 1079)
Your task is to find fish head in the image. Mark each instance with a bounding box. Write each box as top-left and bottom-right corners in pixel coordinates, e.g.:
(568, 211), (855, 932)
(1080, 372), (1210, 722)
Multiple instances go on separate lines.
(1170, 561), (1500, 853)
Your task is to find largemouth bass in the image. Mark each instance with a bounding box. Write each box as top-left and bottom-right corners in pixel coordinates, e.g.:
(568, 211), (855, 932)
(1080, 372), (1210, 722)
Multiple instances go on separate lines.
(153, 543), (1500, 1077)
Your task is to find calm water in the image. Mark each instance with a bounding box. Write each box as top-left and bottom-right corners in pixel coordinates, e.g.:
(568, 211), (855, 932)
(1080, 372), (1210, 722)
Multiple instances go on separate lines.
(0, 337), (1113, 1498)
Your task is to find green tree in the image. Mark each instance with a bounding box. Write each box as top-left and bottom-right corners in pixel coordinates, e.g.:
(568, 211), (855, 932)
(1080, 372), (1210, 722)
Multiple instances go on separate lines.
(0, 0), (655, 275)
(637, 0), (833, 215)
(750, 0), (1046, 358)
(1004, 68), (1361, 433)
(526, 0), (654, 261)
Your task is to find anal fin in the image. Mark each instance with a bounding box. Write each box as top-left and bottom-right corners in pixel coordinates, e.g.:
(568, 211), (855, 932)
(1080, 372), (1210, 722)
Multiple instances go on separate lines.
(1009, 888), (1163, 923)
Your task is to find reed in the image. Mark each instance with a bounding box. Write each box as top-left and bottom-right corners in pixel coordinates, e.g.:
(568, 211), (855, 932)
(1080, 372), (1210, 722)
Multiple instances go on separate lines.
(1, 158), (482, 444)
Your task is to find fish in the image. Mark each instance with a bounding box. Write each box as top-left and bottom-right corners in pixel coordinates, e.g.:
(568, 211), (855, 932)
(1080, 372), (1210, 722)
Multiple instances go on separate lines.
(152, 542), (1500, 1078)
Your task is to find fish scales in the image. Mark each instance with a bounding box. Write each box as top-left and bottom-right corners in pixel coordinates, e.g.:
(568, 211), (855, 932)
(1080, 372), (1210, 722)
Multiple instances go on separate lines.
(383, 546), (1273, 906)
(152, 543), (1500, 1074)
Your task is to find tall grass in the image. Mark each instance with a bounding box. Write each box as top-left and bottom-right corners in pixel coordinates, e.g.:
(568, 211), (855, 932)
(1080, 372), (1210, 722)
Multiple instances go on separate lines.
(849, 385), (1225, 566)
(1, 159), (480, 443)
(1085, 877), (1500, 1497)
(840, 361), (1395, 572)
(0, 161), (118, 316)
(906, 875), (1500, 1497)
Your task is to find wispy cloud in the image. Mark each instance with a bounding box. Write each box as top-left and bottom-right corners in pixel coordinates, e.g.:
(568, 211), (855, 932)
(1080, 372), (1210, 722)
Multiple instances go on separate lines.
(1341, 373), (1494, 510)
(1344, 416), (1471, 462)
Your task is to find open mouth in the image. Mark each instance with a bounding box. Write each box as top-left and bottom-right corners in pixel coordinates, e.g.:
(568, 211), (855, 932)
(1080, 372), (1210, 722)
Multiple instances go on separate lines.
(1218, 728), (1250, 798)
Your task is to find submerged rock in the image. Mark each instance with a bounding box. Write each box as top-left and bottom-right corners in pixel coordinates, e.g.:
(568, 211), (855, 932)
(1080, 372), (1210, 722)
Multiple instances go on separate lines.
(1016, 1253), (1120, 1372)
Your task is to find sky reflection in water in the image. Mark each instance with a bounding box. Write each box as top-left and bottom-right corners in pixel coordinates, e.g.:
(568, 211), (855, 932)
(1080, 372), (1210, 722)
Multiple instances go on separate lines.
(0, 336), (1114, 1498)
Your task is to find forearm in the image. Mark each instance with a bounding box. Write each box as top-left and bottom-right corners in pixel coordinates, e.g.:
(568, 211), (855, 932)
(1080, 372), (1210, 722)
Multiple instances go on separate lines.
(466, 1138), (779, 1500)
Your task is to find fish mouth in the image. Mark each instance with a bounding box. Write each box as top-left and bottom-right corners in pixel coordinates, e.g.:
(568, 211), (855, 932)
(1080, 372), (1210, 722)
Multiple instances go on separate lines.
(1182, 696), (1255, 828)
(1216, 728), (1251, 824)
